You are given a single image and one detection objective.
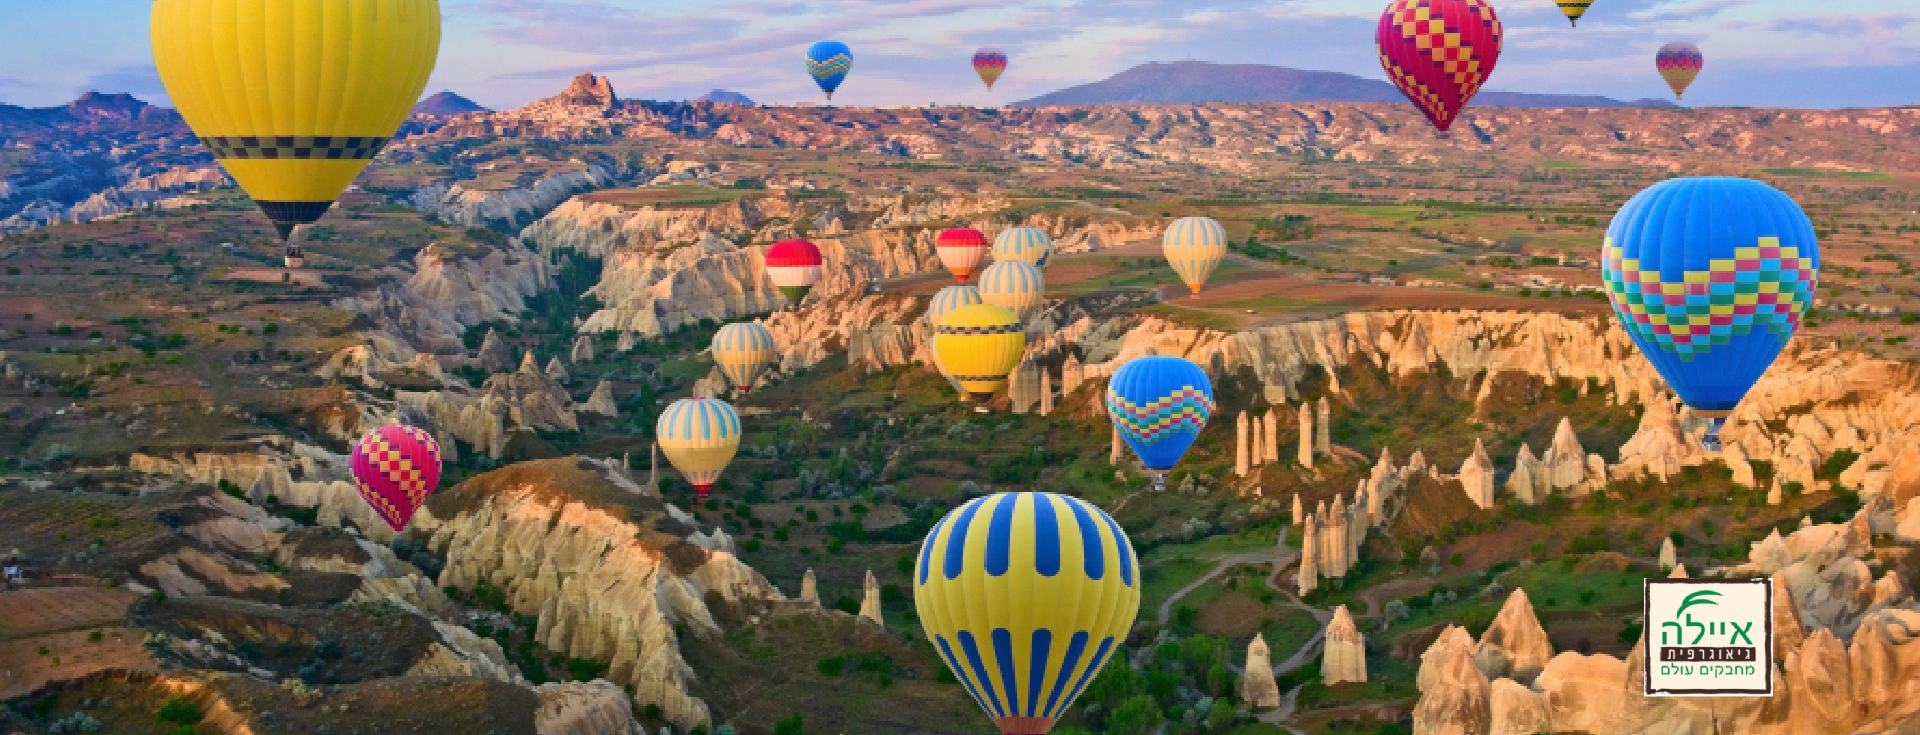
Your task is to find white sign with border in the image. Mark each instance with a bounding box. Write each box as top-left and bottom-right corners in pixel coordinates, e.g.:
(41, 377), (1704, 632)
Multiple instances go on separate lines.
(1644, 577), (1773, 696)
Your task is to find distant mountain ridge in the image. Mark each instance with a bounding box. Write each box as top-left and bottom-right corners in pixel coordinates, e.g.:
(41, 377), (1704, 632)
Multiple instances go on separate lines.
(413, 91), (488, 117)
(696, 89), (755, 106)
(1015, 61), (1673, 109)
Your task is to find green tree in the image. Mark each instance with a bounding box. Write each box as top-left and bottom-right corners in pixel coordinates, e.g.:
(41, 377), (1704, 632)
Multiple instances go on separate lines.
(1206, 664), (1235, 696)
(1107, 695), (1165, 735)
(774, 713), (805, 735)
(1085, 661), (1141, 709)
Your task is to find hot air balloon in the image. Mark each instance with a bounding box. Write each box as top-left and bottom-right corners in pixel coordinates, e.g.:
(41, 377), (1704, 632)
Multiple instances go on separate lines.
(938, 228), (992, 284)
(712, 323), (777, 393)
(1106, 356), (1213, 491)
(807, 41), (853, 100)
(916, 492), (1141, 735)
(993, 227), (1054, 268)
(152, 0), (440, 264)
(1657, 42), (1703, 100)
(765, 239), (824, 307)
(1553, 0), (1594, 26)
(977, 261), (1046, 322)
(973, 48), (1009, 90)
(1601, 177), (1818, 452)
(351, 424), (443, 532)
(928, 285), (985, 325)
(933, 304), (1026, 402)
(656, 397), (742, 498)
(1162, 217), (1228, 295)
(1376, 0), (1503, 132)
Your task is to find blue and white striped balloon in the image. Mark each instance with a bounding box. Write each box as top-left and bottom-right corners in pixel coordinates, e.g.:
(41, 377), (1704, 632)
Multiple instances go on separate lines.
(977, 260), (1046, 322)
(993, 227), (1055, 268)
(655, 397), (742, 497)
(711, 322), (777, 393)
(928, 285), (985, 326)
(1162, 217), (1228, 295)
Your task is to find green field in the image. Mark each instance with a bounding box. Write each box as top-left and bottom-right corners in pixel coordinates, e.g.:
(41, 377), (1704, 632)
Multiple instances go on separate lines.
(1761, 168), (1894, 181)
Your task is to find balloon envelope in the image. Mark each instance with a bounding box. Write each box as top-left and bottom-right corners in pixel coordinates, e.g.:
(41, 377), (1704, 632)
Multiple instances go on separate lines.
(1553, 0), (1594, 26)
(973, 48), (1008, 89)
(916, 492), (1140, 735)
(351, 425), (443, 532)
(713, 323), (777, 393)
(928, 285), (986, 326)
(993, 227), (1054, 268)
(807, 41), (853, 99)
(977, 261), (1046, 322)
(1376, 0), (1503, 132)
(765, 239), (824, 305)
(938, 228), (992, 284)
(656, 398), (742, 497)
(1106, 356), (1213, 474)
(1602, 177), (1818, 451)
(934, 304), (1025, 400)
(151, 0), (441, 240)
(1657, 43), (1703, 100)
(1162, 217), (1228, 295)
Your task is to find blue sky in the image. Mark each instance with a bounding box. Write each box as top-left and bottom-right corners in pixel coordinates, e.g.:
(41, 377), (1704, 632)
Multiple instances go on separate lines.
(2, 0), (1915, 110)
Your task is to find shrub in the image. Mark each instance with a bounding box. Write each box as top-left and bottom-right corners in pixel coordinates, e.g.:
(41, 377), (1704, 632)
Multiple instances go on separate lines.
(155, 697), (202, 725)
(818, 655), (846, 676)
(774, 713), (804, 735)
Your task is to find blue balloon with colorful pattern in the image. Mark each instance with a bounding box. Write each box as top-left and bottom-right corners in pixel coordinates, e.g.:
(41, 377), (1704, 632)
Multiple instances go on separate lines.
(915, 492), (1140, 735)
(1602, 177), (1819, 451)
(1105, 356), (1213, 487)
(806, 41), (852, 100)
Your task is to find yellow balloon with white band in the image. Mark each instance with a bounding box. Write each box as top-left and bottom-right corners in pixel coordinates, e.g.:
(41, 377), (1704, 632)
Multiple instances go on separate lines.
(915, 492), (1141, 735)
(151, 0), (441, 240)
(1162, 216), (1228, 295)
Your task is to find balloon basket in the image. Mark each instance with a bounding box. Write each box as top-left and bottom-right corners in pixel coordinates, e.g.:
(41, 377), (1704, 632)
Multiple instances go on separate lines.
(694, 484), (712, 498)
(1699, 418), (1726, 453)
(1152, 473), (1167, 492)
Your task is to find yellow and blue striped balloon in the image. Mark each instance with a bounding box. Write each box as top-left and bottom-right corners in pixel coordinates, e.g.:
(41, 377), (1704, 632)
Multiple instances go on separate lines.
(712, 322), (777, 393)
(916, 492), (1141, 735)
(977, 260), (1047, 322)
(993, 227), (1055, 268)
(1162, 217), (1228, 295)
(655, 397), (741, 498)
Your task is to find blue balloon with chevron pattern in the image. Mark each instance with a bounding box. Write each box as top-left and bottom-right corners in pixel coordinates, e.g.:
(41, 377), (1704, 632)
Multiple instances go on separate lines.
(805, 41), (853, 100)
(1106, 356), (1213, 489)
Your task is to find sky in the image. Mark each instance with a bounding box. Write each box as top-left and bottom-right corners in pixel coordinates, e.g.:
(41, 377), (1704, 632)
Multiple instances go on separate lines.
(1, 0), (1915, 111)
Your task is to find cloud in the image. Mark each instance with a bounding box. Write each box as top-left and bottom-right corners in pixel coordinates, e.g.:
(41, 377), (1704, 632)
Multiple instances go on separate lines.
(477, 0), (744, 54)
(1628, 0), (1752, 22)
(1768, 14), (1917, 38)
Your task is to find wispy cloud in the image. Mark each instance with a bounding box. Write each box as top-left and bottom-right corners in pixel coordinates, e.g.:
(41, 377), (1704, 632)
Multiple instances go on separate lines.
(1769, 14), (1917, 37)
(1628, 0), (1753, 22)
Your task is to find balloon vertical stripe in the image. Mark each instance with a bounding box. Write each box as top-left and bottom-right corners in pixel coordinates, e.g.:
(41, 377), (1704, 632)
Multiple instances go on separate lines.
(986, 494), (1019, 576)
(1032, 497), (1060, 577)
(1025, 630), (1052, 716)
(992, 629), (1021, 715)
(1063, 498), (1105, 581)
(958, 631), (1006, 717)
(1059, 638), (1117, 717)
(1042, 632), (1089, 717)
(938, 636), (992, 713)
(1098, 511), (1134, 587)
(920, 514), (949, 585)
(944, 497), (987, 580)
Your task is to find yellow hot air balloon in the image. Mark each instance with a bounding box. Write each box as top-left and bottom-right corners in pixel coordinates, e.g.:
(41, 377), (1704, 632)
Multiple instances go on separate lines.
(712, 322), (777, 393)
(655, 397), (741, 498)
(1553, 0), (1594, 26)
(977, 260), (1046, 322)
(1162, 217), (1227, 295)
(934, 304), (1025, 401)
(916, 492), (1141, 735)
(151, 0), (441, 248)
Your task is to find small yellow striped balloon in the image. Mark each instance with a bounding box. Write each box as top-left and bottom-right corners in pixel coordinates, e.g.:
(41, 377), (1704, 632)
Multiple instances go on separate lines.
(1553, 0), (1593, 26)
(655, 397), (741, 498)
(1162, 217), (1227, 295)
(711, 322), (777, 393)
(916, 492), (1141, 735)
(933, 304), (1025, 401)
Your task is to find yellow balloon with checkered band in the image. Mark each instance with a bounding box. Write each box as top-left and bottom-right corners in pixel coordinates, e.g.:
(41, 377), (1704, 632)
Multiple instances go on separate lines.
(933, 304), (1026, 403)
(151, 0), (441, 242)
(915, 492), (1141, 735)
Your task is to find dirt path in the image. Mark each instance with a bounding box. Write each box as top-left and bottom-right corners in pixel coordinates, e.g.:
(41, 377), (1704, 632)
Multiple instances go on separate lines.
(1154, 545), (1298, 625)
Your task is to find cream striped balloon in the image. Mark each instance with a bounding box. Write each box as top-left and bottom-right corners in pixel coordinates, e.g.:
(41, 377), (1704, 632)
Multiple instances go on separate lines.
(655, 397), (741, 498)
(711, 322), (776, 393)
(976, 260), (1046, 322)
(1162, 217), (1228, 295)
(928, 285), (985, 325)
(992, 227), (1055, 268)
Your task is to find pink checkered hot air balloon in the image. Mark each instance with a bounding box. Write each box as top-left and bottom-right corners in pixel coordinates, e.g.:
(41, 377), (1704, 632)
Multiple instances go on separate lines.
(351, 425), (443, 532)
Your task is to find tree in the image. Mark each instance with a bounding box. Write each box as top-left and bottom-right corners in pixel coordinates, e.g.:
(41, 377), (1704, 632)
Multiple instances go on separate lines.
(1084, 661), (1141, 709)
(774, 713), (804, 735)
(1107, 695), (1164, 735)
(1206, 664), (1235, 697)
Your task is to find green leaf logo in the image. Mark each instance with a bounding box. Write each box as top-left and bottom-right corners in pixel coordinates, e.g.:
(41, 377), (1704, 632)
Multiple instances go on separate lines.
(1676, 589), (1722, 617)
